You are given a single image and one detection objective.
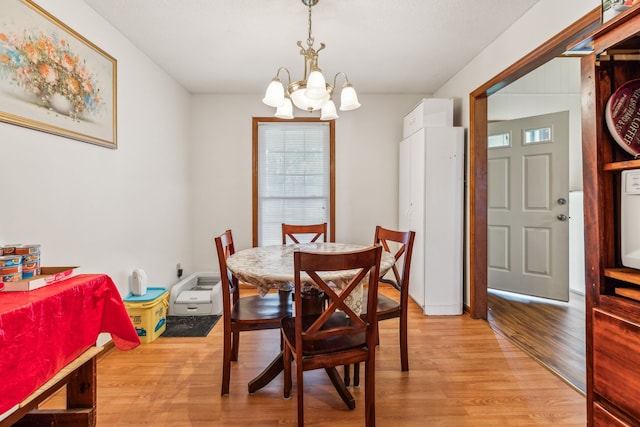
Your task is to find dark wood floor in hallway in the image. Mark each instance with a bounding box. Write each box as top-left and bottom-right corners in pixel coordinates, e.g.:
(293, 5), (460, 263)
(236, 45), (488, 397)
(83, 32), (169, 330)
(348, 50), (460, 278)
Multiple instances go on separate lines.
(488, 289), (586, 394)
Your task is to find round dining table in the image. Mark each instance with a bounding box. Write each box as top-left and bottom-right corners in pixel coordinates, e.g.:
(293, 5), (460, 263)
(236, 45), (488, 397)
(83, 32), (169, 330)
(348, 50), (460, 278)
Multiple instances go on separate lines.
(225, 242), (396, 406)
(226, 242), (396, 315)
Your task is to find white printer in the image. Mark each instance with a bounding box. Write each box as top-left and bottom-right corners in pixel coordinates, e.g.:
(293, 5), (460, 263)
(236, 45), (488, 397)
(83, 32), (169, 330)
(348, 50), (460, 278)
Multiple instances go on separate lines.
(169, 272), (222, 316)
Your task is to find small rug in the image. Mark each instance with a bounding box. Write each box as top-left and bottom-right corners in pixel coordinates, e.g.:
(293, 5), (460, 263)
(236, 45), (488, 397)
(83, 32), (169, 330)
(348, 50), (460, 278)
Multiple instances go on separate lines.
(163, 315), (221, 338)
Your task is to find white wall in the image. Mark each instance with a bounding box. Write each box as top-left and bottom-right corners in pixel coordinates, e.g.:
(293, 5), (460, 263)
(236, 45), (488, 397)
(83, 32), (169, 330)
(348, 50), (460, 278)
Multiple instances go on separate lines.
(569, 190), (585, 294)
(436, 0), (599, 124)
(189, 94), (425, 274)
(0, 0), (193, 296)
(435, 0), (600, 306)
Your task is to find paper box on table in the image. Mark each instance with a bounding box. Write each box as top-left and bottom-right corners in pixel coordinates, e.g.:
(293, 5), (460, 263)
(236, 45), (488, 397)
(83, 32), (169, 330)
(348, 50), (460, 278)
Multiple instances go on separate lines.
(0, 267), (77, 292)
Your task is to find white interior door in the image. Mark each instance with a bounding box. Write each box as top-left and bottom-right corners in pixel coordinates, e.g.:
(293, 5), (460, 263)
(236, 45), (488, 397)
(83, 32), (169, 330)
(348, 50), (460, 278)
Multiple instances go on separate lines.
(487, 111), (569, 301)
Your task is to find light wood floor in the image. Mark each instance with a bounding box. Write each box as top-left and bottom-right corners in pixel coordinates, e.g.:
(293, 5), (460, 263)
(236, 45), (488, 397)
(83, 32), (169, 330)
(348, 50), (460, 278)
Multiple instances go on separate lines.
(45, 285), (585, 426)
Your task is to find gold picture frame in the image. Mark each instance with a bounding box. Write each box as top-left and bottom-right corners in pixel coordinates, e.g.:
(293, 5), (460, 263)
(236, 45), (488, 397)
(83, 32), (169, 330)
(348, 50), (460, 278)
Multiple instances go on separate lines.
(0, 0), (117, 148)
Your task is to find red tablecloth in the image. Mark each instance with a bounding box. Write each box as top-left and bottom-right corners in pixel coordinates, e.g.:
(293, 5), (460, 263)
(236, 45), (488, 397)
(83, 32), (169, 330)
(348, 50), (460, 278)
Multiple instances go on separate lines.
(0, 274), (140, 416)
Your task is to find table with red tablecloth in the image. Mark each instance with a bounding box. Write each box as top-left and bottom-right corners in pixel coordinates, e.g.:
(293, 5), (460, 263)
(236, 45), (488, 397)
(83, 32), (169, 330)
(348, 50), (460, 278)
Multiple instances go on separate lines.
(0, 274), (140, 417)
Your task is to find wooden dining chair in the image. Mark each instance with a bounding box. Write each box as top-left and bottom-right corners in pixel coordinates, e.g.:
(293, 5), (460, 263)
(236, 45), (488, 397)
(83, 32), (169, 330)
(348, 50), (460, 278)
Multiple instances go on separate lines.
(281, 223), (327, 244)
(215, 229), (293, 395)
(281, 244), (382, 427)
(344, 226), (416, 387)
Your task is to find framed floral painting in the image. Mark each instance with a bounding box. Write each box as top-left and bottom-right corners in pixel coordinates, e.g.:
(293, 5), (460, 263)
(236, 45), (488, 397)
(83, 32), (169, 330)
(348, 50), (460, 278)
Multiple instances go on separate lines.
(0, 0), (116, 148)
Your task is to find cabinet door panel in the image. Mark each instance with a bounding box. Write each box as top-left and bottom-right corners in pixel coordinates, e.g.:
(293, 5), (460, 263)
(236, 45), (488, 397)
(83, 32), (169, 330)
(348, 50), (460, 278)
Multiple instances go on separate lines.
(400, 131), (425, 309)
(593, 309), (640, 420)
(593, 403), (633, 427)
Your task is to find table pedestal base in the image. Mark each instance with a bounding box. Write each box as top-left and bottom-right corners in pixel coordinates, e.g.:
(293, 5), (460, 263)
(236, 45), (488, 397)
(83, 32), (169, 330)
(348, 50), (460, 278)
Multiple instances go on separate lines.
(324, 367), (356, 409)
(245, 280), (358, 409)
(248, 351), (284, 394)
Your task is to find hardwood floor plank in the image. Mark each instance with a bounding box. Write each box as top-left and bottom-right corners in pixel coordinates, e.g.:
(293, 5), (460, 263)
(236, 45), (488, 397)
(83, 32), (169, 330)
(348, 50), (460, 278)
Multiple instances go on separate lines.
(41, 286), (584, 426)
(487, 289), (586, 394)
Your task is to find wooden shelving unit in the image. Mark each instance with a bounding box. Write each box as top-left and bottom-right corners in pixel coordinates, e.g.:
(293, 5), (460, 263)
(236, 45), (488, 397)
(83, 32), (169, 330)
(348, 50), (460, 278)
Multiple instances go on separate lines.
(603, 159), (640, 171)
(604, 267), (640, 285)
(582, 5), (640, 426)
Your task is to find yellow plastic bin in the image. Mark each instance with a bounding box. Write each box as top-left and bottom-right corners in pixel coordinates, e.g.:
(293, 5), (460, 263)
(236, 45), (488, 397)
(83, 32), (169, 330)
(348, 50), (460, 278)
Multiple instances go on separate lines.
(124, 287), (168, 343)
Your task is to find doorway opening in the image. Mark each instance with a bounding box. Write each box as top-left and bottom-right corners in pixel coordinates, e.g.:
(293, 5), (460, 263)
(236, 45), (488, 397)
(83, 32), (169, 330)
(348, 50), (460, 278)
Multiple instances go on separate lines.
(468, 7), (599, 318)
(468, 8), (600, 392)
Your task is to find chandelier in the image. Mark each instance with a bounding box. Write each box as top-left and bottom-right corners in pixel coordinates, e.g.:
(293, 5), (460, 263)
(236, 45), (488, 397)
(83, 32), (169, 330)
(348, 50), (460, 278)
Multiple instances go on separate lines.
(262, 0), (361, 120)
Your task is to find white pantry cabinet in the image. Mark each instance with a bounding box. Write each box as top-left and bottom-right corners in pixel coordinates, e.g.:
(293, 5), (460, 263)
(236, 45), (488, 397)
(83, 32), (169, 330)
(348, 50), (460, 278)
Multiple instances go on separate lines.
(399, 107), (464, 315)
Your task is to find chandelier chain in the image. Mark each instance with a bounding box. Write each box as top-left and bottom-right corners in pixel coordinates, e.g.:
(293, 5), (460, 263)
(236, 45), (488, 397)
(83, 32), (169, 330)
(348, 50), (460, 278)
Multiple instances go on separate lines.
(307, 3), (314, 48)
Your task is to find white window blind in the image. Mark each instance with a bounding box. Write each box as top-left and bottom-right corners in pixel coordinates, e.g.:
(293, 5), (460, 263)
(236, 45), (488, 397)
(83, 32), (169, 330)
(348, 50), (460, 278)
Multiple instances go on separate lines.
(257, 122), (330, 246)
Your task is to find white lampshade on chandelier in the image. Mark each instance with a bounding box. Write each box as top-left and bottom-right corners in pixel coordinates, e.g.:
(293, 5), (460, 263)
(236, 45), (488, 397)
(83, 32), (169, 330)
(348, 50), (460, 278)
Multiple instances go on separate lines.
(262, 0), (361, 120)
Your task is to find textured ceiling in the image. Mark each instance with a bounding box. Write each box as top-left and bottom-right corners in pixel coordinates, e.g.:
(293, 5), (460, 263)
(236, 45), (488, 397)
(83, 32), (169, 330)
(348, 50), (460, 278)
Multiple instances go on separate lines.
(83, 0), (541, 95)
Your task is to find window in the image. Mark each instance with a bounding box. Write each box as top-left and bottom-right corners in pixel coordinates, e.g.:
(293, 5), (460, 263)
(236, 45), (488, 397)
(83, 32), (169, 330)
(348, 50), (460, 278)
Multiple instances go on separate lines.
(252, 118), (335, 246)
(524, 126), (552, 144)
(488, 132), (510, 148)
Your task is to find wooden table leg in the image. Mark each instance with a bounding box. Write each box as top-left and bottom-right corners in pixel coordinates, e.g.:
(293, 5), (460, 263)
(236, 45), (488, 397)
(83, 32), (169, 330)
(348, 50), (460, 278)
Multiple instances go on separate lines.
(248, 288), (321, 394)
(248, 351), (284, 394)
(325, 367), (356, 410)
(6, 347), (100, 427)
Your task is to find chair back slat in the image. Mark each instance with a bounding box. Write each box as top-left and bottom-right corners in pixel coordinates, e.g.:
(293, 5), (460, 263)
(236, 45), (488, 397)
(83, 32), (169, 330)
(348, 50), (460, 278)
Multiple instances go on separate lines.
(282, 223), (328, 244)
(293, 245), (382, 347)
(215, 230), (239, 313)
(375, 226), (415, 295)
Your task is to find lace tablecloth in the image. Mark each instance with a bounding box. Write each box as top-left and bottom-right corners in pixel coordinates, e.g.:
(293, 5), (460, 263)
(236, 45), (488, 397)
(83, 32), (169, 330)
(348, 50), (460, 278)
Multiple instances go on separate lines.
(226, 243), (395, 314)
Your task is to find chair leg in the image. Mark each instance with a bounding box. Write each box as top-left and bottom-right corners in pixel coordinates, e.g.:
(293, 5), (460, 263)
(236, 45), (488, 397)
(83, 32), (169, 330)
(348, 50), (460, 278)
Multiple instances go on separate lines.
(231, 331), (240, 361)
(400, 312), (409, 371)
(353, 362), (360, 387)
(221, 329), (232, 395)
(283, 343), (292, 399)
(297, 362), (305, 426)
(343, 364), (351, 386)
(364, 360), (376, 427)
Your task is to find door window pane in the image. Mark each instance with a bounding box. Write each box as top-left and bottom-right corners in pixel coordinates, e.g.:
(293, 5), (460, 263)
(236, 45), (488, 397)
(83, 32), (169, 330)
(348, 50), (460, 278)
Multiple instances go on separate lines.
(524, 127), (552, 144)
(489, 132), (510, 148)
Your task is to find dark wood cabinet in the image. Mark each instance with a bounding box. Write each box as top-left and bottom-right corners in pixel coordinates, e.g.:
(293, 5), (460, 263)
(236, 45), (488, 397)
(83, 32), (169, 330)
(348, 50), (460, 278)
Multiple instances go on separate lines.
(582, 6), (640, 426)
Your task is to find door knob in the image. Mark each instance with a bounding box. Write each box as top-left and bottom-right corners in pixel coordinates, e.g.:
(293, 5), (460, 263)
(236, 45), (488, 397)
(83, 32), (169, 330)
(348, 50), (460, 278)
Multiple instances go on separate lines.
(557, 214), (568, 221)
(557, 198), (567, 205)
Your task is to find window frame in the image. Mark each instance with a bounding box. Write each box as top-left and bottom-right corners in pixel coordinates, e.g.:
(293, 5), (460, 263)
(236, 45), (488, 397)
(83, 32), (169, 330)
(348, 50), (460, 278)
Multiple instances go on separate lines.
(252, 117), (335, 247)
